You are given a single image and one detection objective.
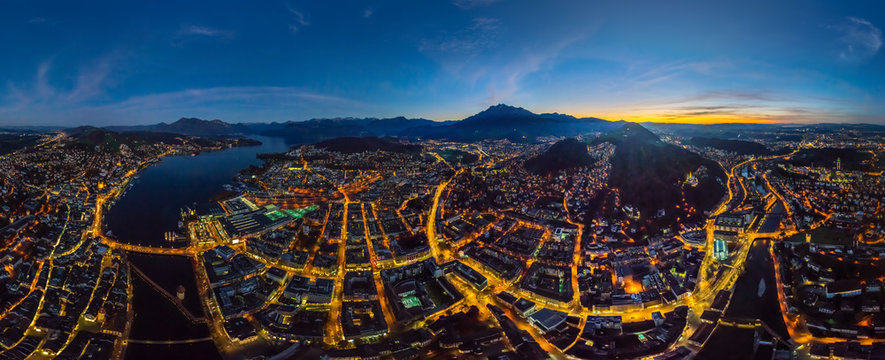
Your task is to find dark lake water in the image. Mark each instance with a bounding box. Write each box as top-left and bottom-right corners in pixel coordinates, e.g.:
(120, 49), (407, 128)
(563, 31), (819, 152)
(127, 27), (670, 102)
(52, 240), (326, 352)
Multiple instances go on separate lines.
(106, 136), (289, 247)
(107, 136), (289, 359)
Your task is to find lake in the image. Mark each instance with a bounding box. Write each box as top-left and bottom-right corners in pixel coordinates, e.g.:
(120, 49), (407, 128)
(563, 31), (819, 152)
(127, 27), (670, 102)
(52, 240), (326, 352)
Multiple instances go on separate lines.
(106, 136), (289, 247)
(111, 135), (290, 359)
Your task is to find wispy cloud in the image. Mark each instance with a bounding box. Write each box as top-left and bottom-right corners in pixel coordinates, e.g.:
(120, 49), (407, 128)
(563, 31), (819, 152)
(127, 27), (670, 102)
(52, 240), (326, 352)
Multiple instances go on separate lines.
(26, 17), (58, 27)
(565, 54), (885, 124)
(831, 17), (882, 63)
(363, 9), (373, 19)
(423, 17), (500, 54)
(177, 25), (235, 38)
(0, 59), (368, 125)
(622, 60), (732, 90)
(452, 0), (503, 10)
(286, 4), (310, 34)
(485, 34), (584, 103)
(419, 17), (501, 76)
(3, 54), (124, 111)
(103, 86), (358, 113)
(420, 15), (594, 107)
(596, 87), (878, 124)
(172, 25), (235, 46)
(647, 107), (881, 124)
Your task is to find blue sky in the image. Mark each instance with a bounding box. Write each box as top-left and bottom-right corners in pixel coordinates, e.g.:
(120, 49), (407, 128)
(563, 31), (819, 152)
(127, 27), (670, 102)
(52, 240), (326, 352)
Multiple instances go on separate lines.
(1, 0), (883, 126)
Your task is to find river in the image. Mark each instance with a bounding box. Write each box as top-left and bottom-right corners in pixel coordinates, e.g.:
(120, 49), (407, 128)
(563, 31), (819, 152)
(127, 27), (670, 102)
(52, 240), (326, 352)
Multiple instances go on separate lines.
(696, 239), (791, 359)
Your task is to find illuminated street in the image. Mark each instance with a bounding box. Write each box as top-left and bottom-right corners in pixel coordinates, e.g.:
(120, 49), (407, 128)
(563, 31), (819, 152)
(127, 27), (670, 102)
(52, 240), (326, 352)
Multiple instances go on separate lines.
(1, 2), (884, 358)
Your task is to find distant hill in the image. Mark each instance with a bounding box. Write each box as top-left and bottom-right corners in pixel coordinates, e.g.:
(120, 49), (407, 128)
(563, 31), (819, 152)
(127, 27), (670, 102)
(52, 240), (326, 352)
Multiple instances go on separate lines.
(524, 138), (594, 175)
(156, 117), (248, 137)
(266, 117), (440, 144)
(640, 122), (779, 139)
(105, 116), (441, 144)
(107, 117), (252, 138)
(786, 123), (885, 134)
(0, 134), (41, 155)
(595, 123), (726, 223)
(64, 126), (190, 152)
(64, 126), (260, 154)
(438, 149), (479, 165)
(789, 148), (878, 171)
(688, 137), (771, 155)
(641, 122), (885, 142)
(313, 137), (422, 154)
(408, 104), (623, 142)
(593, 122), (660, 144)
(877, 151), (885, 170)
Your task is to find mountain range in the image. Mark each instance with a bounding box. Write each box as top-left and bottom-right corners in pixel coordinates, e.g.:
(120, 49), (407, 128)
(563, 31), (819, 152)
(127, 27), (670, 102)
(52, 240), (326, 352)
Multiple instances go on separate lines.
(405, 104), (624, 142)
(104, 104), (628, 144)
(97, 103), (885, 145)
(105, 118), (252, 138)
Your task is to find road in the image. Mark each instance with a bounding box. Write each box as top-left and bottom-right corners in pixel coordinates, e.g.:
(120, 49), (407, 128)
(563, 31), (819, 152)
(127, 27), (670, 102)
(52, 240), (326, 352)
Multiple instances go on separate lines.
(72, 145), (817, 359)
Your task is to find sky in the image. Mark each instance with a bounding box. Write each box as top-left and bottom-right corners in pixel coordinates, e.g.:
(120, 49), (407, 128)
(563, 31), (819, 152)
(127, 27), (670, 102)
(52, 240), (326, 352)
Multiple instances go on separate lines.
(0, 0), (884, 126)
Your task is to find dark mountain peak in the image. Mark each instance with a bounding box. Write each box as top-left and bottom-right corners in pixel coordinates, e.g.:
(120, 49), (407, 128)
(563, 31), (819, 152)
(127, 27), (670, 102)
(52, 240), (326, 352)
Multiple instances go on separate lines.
(465, 104), (537, 123)
(524, 138), (594, 175)
(611, 122), (660, 143)
(406, 104), (623, 142)
(601, 123), (727, 231)
(621, 122), (655, 135)
(484, 103), (534, 115)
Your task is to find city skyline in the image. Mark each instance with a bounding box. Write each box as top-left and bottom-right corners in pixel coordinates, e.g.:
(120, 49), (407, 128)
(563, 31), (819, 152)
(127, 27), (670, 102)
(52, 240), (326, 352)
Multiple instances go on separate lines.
(0, 0), (883, 126)
(2, 2), (885, 359)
